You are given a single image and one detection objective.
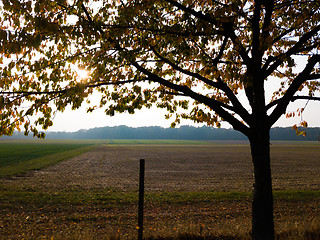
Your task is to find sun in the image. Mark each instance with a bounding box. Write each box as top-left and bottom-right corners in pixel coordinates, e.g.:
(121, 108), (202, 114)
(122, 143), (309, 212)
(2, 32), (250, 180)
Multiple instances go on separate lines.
(71, 64), (90, 82)
(76, 68), (90, 81)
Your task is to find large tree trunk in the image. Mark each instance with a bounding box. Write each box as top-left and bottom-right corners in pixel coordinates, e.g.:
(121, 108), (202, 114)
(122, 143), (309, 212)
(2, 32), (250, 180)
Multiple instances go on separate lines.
(249, 128), (275, 240)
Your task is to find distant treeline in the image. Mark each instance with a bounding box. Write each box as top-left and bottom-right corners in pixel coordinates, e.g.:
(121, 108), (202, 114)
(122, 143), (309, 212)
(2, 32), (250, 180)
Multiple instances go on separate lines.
(5, 125), (320, 141)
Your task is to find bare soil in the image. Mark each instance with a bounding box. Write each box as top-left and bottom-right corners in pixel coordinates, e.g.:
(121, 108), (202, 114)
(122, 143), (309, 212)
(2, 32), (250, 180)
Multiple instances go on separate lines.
(2, 143), (320, 192)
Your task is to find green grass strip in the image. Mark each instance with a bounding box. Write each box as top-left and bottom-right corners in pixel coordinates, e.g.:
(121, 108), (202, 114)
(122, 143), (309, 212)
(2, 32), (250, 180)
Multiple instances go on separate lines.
(145, 191), (251, 203)
(1, 188), (319, 207)
(274, 190), (320, 201)
(144, 190), (320, 204)
(0, 145), (96, 177)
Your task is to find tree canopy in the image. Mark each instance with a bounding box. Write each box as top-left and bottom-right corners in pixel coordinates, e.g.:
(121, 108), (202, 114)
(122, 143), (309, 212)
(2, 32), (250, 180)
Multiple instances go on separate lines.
(1, 0), (319, 138)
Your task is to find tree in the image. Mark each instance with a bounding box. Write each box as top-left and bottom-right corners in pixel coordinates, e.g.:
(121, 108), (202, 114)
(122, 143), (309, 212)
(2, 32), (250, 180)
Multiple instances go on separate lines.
(1, 0), (320, 239)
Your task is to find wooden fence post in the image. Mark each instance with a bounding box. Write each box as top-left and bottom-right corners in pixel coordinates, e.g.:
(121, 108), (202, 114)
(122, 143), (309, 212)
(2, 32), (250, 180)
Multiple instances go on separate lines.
(138, 159), (145, 240)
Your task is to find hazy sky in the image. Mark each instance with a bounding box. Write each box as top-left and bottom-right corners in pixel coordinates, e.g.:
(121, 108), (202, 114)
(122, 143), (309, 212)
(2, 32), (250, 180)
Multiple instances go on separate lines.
(47, 98), (320, 132)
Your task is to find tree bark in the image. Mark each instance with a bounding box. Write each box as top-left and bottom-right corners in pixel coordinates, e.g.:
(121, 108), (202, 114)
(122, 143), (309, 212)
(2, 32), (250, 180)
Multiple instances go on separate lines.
(249, 128), (275, 240)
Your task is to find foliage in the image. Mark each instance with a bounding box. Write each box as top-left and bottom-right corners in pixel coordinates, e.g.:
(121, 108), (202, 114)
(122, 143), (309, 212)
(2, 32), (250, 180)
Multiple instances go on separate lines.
(0, 0), (319, 137)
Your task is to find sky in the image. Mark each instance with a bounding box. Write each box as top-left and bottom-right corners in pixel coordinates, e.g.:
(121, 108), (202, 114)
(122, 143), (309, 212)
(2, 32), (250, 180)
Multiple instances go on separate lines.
(47, 96), (320, 132)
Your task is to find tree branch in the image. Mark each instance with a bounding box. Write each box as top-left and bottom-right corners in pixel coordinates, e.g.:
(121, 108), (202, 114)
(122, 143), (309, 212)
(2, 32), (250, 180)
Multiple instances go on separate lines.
(265, 25), (320, 76)
(163, 0), (219, 25)
(100, 24), (218, 37)
(251, 1), (262, 64)
(150, 46), (252, 125)
(150, 46), (220, 89)
(268, 54), (320, 126)
(213, 37), (228, 65)
(131, 61), (250, 135)
(224, 23), (253, 74)
(307, 74), (320, 80)
(266, 95), (320, 110)
(291, 96), (320, 102)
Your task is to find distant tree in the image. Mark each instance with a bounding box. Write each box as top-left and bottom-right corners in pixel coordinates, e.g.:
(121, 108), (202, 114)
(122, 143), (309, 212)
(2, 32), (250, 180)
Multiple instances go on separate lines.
(1, 1), (320, 239)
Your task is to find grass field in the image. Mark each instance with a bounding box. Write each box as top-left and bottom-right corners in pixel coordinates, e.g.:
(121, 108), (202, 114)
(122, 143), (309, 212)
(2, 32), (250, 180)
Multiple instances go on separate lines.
(0, 139), (319, 239)
(0, 139), (103, 177)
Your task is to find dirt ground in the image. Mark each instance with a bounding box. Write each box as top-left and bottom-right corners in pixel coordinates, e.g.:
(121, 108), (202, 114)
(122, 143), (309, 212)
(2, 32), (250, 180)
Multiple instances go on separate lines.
(0, 143), (320, 239)
(2, 143), (320, 192)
